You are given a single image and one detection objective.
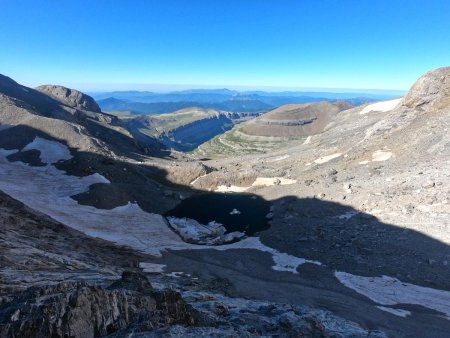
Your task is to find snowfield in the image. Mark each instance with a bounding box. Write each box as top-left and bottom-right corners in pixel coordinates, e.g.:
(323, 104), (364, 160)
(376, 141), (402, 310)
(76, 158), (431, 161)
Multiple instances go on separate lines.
(360, 98), (402, 115)
(336, 272), (450, 319)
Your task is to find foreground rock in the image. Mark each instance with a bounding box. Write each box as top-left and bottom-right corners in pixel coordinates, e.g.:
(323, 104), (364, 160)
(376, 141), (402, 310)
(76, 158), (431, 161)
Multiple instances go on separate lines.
(0, 270), (387, 338)
(0, 271), (196, 338)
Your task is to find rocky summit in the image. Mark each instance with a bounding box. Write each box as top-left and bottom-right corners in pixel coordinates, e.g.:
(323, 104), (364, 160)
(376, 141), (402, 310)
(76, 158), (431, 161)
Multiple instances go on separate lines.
(36, 85), (102, 113)
(402, 66), (450, 112)
(0, 66), (449, 338)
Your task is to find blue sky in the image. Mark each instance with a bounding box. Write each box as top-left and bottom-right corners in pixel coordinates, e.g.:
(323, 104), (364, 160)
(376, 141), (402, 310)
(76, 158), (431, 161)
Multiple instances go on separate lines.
(1, 0), (449, 92)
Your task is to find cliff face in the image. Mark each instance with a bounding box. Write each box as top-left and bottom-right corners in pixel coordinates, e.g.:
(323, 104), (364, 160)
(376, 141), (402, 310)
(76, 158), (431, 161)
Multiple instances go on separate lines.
(162, 115), (233, 151)
(124, 108), (238, 152)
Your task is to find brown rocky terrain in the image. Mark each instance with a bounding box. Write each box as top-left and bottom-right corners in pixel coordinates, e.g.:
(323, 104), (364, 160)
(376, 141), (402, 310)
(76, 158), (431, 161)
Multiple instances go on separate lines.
(242, 101), (352, 137)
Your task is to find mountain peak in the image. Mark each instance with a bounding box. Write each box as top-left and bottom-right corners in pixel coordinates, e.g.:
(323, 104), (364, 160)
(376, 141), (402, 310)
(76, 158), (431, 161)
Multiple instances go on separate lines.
(36, 85), (101, 112)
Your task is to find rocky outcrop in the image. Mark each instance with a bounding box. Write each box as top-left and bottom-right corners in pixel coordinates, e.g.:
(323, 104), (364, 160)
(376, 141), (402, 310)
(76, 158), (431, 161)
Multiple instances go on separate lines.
(166, 216), (245, 245)
(36, 85), (101, 112)
(0, 271), (196, 338)
(402, 66), (450, 112)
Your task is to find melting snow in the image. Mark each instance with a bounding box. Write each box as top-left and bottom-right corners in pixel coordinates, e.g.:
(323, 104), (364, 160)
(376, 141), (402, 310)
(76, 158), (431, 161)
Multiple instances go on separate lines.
(216, 177), (297, 192)
(376, 306), (411, 318)
(335, 272), (450, 319)
(314, 153), (342, 164)
(303, 136), (312, 145)
(139, 262), (166, 273)
(213, 237), (321, 273)
(372, 150), (392, 162)
(360, 98), (402, 115)
(216, 185), (249, 193)
(22, 136), (73, 164)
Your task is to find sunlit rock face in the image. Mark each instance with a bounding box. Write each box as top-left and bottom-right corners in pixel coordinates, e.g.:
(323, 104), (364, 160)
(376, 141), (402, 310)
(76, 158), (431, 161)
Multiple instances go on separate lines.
(402, 66), (450, 112)
(241, 101), (352, 137)
(36, 85), (101, 112)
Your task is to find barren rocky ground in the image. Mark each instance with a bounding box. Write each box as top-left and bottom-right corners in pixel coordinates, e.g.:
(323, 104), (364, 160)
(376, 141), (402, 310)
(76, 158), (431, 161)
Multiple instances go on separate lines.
(0, 67), (449, 337)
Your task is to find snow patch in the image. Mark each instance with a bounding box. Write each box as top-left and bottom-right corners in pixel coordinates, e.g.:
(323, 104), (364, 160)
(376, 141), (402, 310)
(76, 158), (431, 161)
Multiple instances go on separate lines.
(139, 262), (166, 272)
(253, 177), (297, 186)
(216, 177), (296, 193)
(335, 272), (450, 319)
(139, 262), (166, 273)
(213, 237), (321, 273)
(190, 173), (208, 185)
(376, 306), (411, 318)
(303, 136), (312, 145)
(314, 153), (342, 164)
(22, 137), (72, 164)
(0, 148), (18, 156)
(360, 98), (402, 115)
(216, 185), (249, 193)
(372, 150), (392, 162)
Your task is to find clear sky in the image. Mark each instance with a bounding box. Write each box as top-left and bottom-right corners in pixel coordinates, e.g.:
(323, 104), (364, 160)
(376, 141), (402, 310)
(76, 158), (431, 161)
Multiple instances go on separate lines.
(1, 0), (449, 92)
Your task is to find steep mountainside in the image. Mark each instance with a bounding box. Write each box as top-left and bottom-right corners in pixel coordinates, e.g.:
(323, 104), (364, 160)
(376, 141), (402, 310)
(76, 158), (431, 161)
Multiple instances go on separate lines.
(242, 101), (353, 137)
(195, 101), (353, 158)
(121, 107), (246, 151)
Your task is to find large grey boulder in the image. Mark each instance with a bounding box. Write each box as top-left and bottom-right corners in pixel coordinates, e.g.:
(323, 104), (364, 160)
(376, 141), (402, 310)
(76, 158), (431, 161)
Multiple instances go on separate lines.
(36, 84), (101, 112)
(402, 66), (450, 112)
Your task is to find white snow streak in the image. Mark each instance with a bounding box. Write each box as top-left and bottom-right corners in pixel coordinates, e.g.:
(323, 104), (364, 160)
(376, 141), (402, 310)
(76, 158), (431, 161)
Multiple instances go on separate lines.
(335, 272), (450, 319)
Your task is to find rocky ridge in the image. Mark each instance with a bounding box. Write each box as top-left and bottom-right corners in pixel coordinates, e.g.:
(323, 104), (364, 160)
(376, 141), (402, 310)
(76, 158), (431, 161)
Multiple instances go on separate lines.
(36, 85), (101, 113)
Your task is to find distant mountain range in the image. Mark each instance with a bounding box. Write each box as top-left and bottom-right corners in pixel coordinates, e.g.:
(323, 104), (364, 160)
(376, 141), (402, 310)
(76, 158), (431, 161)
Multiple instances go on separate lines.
(90, 89), (402, 115)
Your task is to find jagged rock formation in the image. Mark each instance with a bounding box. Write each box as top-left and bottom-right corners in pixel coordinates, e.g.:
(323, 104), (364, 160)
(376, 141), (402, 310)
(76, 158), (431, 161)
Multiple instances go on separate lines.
(402, 66), (450, 112)
(36, 85), (101, 112)
(0, 272), (196, 338)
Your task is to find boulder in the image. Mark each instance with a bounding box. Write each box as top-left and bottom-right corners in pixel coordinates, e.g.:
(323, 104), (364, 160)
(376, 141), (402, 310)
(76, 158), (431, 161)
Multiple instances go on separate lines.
(402, 66), (450, 112)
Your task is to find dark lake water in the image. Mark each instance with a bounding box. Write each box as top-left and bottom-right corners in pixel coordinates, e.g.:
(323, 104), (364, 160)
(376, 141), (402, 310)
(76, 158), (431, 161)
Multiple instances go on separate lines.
(164, 193), (271, 235)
